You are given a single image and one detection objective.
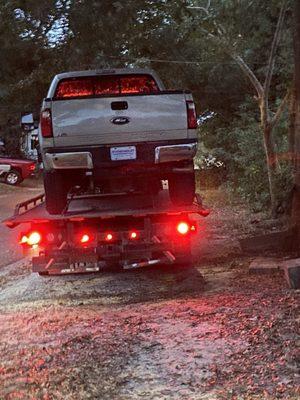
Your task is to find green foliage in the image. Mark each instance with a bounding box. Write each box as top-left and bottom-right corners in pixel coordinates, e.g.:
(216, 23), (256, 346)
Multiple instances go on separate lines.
(201, 98), (293, 211)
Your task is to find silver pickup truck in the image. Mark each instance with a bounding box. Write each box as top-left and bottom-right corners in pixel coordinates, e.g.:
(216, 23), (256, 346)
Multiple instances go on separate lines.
(39, 68), (198, 214)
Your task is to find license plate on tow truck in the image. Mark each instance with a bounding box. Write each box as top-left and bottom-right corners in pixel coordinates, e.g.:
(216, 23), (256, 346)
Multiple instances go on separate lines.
(110, 146), (136, 161)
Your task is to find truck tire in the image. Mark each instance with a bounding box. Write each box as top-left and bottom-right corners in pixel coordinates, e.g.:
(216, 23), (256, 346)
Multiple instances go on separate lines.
(169, 171), (195, 206)
(5, 169), (23, 185)
(44, 171), (68, 215)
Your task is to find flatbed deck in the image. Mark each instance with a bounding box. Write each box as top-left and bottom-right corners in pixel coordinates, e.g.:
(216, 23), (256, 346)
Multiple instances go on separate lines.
(4, 190), (209, 228)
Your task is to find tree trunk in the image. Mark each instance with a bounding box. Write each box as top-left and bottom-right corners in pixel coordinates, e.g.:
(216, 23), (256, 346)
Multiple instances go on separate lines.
(260, 96), (278, 211)
(291, 102), (300, 230)
(288, 85), (296, 165)
(262, 123), (278, 211)
(291, 0), (300, 247)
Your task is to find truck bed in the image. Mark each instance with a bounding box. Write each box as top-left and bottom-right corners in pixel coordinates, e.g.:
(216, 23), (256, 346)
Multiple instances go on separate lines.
(4, 190), (209, 228)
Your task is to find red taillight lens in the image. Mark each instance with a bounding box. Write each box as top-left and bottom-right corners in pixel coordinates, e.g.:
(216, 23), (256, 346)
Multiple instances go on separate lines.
(177, 222), (190, 235)
(20, 235), (29, 244)
(77, 232), (94, 245)
(80, 234), (90, 244)
(40, 108), (53, 138)
(29, 164), (36, 171)
(186, 101), (197, 129)
(105, 233), (114, 241)
(129, 231), (138, 240)
(28, 232), (42, 245)
(20, 231), (42, 246)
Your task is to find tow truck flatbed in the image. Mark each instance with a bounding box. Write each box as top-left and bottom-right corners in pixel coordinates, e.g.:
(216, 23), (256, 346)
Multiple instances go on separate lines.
(3, 190), (210, 274)
(4, 190), (209, 228)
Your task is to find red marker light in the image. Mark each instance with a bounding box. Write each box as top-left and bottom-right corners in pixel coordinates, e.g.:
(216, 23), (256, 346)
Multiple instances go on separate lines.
(177, 222), (189, 235)
(27, 231), (42, 246)
(80, 234), (90, 244)
(20, 235), (28, 244)
(130, 231), (138, 239)
(105, 233), (113, 241)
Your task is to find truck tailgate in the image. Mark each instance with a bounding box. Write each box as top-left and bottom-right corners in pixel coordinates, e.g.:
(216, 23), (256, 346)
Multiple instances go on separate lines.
(51, 92), (188, 147)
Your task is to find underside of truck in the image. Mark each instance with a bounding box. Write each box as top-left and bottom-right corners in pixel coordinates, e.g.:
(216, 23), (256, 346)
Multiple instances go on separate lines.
(43, 155), (196, 215)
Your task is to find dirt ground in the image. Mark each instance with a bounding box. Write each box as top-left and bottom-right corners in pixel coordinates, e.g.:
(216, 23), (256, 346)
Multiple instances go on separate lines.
(0, 183), (299, 399)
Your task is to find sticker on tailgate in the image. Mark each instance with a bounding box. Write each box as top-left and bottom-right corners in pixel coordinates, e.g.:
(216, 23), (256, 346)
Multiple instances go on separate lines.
(110, 146), (136, 161)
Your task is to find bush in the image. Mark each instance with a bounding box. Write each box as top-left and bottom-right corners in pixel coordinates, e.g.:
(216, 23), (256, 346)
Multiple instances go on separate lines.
(200, 104), (293, 212)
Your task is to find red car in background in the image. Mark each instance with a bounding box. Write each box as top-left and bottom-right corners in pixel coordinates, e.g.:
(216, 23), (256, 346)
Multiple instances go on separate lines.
(0, 157), (36, 185)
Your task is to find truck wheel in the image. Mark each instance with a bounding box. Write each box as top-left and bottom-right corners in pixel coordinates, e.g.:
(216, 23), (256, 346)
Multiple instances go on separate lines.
(5, 169), (23, 185)
(44, 171), (68, 215)
(169, 171), (195, 206)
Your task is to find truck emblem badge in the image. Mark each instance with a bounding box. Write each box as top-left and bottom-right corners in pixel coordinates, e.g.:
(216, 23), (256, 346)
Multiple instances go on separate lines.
(110, 116), (130, 125)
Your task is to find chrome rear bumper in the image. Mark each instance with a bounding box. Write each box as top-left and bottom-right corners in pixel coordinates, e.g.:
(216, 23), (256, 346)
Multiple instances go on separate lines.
(155, 143), (197, 164)
(44, 152), (93, 170)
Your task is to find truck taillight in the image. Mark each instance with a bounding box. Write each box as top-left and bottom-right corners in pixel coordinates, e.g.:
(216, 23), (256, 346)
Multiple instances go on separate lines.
(129, 231), (138, 240)
(20, 231), (42, 246)
(176, 221), (196, 235)
(177, 222), (190, 235)
(77, 232), (94, 245)
(40, 108), (53, 138)
(186, 101), (197, 129)
(105, 233), (114, 241)
(29, 163), (36, 171)
(80, 234), (90, 244)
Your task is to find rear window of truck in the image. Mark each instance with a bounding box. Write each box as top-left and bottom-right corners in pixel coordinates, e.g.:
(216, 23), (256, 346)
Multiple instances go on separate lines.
(54, 74), (159, 99)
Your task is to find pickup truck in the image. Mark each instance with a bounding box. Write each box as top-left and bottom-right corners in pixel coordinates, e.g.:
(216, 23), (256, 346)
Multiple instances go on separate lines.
(0, 157), (36, 185)
(39, 68), (198, 214)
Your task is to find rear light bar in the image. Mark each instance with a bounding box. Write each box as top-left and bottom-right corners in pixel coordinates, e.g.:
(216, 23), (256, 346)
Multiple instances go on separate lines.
(186, 101), (198, 129)
(40, 108), (53, 138)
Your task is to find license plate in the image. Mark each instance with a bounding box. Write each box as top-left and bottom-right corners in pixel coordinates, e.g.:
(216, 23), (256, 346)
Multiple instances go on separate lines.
(110, 146), (136, 161)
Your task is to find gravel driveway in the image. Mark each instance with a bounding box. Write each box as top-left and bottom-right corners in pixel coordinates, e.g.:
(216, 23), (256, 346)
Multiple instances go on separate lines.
(0, 186), (299, 399)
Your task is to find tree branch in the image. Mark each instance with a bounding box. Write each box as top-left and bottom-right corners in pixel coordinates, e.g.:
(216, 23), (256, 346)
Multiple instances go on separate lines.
(204, 31), (264, 97)
(270, 89), (291, 129)
(187, 0), (211, 15)
(264, 0), (288, 100)
(231, 54), (264, 98)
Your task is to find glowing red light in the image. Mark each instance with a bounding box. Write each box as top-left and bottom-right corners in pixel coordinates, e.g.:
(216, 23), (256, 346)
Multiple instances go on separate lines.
(130, 231), (138, 239)
(20, 235), (28, 244)
(177, 222), (189, 235)
(27, 231), (42, 246)
(80, 234), (90, 244)
(106, 233), (113, 241)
